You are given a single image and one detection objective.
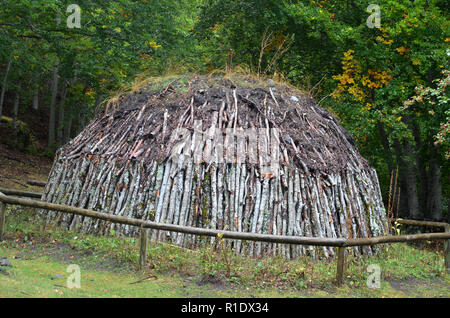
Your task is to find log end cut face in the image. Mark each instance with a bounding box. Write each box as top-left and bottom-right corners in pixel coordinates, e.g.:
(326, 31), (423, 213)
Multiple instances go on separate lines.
(43, 74), (388, 259)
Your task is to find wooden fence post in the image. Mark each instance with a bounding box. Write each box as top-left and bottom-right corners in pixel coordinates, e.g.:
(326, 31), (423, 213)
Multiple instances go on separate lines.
(336, 246), (346, 286)
(0, 202), (6, 241)
(139, 227), (148, 271)
(445, 225), (450, 275)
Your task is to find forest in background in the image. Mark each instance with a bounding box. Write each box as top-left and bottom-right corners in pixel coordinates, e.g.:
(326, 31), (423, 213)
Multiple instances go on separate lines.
(0, 0), (448, 222)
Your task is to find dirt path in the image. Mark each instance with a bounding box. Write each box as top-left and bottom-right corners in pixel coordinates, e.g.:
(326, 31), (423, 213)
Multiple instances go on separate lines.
(388, 277), (449, 297)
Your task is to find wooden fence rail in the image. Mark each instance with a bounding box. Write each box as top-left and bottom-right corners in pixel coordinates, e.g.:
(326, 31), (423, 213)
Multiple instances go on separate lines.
(395, 218), (449, 228)
(26, 180), (46, 187)
(0, 192), (347, 246)
(394, 218), (450, 278)
(0, 189), (449, 285)
(0, 187), (42, 199)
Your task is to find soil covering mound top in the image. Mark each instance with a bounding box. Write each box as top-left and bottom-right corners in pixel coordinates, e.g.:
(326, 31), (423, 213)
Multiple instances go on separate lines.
(63, 75), (368, 174)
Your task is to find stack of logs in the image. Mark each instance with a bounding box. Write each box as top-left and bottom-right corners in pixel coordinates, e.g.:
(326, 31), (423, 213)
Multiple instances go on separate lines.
(41, 76), (389, 259)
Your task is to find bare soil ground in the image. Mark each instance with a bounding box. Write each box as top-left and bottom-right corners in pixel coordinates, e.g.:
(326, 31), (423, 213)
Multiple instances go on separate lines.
(388, 277), (449, 297)
(0, 143), (52, 191)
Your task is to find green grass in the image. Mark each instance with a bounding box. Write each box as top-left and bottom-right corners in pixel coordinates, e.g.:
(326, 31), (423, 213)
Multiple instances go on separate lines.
(0, 205), (449, 298)
(0, 249), (185, 298)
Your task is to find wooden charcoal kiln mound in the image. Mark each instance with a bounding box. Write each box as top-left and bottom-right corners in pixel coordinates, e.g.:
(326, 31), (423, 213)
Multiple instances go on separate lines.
(42, 75), (388, 259)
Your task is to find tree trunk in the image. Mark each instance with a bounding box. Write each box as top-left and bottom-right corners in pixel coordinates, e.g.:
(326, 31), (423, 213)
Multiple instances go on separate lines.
(411, 119), (428, 217)
(95, 92), (102, 111)
(78, 108), (86, 135)
(78, 100), (89, 134)
(0, 57), (12, 118)
(397, 178), (408, 219)
(447, 198), (450, 224)
(64, 105), (73, 143)
(32, 87), (39, 111)
(57, 80), (68, 148)
(32, 72), (40, 111)
(48, 62), (59, 151)
(403, 141), (422, 219)
(12, 84), (20, 135)
(377, 122), (394, 176)
(394, 139), (421, 219)
(426, 144), (442, 221)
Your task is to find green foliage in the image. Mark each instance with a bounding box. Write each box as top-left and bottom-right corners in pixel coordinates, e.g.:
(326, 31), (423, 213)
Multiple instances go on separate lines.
(199, 235), (238, 280)
(0, 0), (202, 147)
(404, 70), (450, 159)
(194, 1), (449, 214)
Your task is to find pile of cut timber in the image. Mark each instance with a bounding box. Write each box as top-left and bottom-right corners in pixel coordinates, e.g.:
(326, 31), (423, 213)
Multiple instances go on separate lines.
(42, 75), (388, 259)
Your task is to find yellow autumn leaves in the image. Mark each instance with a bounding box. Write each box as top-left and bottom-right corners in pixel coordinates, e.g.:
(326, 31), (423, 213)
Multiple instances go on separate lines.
(332, 50), (393, 103)
(395, 46), (420, 65)
(375, 28), (393, 45)
(364, 69), (392, 88)
(376, 35), (393, 45)
(395, 46), (409, 54)
(85, 88), (95, 97)
(375, 30), (421, 66)
(147, 41), (161, 49)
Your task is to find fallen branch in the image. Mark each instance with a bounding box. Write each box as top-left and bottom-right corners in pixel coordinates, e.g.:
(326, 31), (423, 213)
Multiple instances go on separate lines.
(27, 180), (46, 187)
(0, 188), (42, 199)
